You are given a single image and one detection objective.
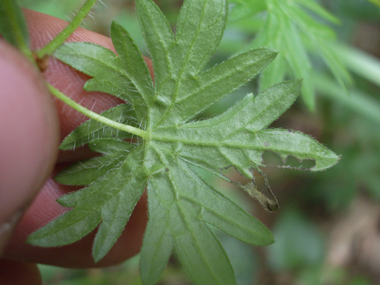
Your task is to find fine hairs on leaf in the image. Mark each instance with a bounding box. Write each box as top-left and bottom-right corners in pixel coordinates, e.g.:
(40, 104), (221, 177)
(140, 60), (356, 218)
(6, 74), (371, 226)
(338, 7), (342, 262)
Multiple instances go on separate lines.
(25, 0), (340, 284)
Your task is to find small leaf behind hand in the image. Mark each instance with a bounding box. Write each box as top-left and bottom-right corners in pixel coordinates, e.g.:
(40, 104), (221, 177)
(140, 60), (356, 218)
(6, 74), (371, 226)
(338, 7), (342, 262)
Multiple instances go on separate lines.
(0, 0), (30, 53)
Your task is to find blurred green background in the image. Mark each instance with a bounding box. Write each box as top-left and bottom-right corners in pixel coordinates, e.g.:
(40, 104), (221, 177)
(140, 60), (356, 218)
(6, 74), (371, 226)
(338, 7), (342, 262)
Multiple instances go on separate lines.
(19, 0), (380, 284)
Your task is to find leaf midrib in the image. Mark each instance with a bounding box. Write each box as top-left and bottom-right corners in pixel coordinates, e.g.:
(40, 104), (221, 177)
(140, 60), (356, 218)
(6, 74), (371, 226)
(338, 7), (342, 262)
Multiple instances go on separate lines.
(148, 133), (332, 162)
(48, 174), (135, 237)
(153, 0), (208, 128)
(63, 47), (150, 110)
(152, 145), (225, 284)
(174, 52), (267, 105)
(181, 195), (269, 242)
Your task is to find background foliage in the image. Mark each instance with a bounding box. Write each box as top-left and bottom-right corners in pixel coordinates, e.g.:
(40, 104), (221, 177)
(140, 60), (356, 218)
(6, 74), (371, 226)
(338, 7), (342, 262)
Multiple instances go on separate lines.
(19, 0), (380, 284)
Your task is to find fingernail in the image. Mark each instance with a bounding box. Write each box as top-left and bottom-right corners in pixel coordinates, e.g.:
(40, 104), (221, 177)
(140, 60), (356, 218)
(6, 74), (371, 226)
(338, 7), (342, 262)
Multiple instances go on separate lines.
(0, 211), (23, 253)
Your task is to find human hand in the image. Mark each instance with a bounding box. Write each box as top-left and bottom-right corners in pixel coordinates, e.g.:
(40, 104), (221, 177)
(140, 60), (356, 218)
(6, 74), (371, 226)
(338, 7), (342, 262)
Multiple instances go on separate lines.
(0, 10), (148, 284)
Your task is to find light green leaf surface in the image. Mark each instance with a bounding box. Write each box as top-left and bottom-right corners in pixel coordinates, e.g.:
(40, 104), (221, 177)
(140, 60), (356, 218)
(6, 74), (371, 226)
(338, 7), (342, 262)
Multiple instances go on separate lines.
(135, 0), (174, 91)
(54, 39), (150, 119)
(28, 0), (339, 284)
(0, 0), (30, 55)
(175, 0), (226, 75)
(111, 21), (155, 107)
(140, 190), (173, 285)
(55, 139), (134, 185)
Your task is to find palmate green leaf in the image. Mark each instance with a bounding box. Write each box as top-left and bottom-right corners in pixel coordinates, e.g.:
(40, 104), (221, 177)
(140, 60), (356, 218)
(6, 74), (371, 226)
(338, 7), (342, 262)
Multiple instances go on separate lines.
(28, 0), (340, 284)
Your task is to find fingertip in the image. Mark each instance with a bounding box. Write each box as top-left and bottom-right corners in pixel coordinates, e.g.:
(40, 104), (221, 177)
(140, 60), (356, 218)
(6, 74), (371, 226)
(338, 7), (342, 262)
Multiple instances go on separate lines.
(0, 40), (59, 253)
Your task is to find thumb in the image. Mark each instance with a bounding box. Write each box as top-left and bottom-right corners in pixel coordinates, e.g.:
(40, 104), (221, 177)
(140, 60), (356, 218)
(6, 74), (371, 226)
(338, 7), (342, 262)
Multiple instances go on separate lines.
(0, 40), (59, 255)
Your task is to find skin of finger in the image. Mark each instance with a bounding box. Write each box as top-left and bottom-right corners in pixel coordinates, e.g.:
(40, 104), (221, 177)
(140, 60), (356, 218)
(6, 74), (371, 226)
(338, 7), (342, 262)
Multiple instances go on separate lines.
(0, 40), (59, 256)
(3, 10), (149, 267)
(0, 260), (42, 285)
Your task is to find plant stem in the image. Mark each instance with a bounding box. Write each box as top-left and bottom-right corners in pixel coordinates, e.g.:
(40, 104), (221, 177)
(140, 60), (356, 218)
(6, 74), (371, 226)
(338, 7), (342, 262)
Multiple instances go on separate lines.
(48, 84), (148, 139)
(37, 0), (98, 58)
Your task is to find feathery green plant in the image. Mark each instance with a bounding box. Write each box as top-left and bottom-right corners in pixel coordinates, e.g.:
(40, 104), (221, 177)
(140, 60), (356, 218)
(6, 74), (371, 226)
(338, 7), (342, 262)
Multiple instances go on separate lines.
(229, 0), (352, 110)
(367, 0), (380, 9)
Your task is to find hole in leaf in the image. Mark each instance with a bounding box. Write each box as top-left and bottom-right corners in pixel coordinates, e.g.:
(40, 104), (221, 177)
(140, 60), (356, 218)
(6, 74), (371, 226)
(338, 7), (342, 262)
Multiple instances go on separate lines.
(262, 151), (316, 170)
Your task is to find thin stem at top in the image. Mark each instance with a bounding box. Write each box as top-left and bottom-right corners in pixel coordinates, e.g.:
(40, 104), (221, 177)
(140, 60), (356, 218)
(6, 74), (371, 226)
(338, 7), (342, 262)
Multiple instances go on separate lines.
(37, 0), (98, 58)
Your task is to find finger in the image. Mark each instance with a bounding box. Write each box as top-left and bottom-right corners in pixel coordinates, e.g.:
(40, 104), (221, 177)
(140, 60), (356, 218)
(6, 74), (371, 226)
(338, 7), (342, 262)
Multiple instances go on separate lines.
(0, 40), (59, 256)
(0, 260), (42, 285)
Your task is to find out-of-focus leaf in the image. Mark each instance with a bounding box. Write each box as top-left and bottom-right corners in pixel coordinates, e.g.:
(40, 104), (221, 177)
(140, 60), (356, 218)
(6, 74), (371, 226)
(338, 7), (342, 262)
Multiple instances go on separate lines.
(237, 0), (352, 110)
(334, 44), (380, 87)
(19, 0), (81, 21)
(315, 74), (380, 125)
(228, 0), (266, 22)
(0, 0), (30, 54)
(367, 0), (380, 9)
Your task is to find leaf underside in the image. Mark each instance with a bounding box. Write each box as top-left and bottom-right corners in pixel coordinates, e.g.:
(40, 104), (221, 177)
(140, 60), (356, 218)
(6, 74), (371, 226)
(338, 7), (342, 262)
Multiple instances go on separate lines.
(27, 0), (340, 284)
